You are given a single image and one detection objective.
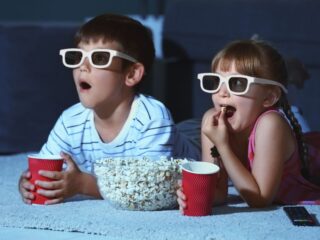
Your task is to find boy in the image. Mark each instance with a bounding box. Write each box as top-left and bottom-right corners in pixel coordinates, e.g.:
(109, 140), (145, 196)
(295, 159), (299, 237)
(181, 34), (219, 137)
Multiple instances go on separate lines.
(19, 13), (199, 204)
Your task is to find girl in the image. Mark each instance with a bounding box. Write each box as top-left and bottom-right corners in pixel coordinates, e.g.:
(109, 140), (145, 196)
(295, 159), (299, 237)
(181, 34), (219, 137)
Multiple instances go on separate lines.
(177, 40), (320, 210)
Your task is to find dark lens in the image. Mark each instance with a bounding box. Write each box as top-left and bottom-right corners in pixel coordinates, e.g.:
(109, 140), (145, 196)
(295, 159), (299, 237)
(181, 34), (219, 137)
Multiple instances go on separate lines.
(92, 52), (110, 66)
(202, 75), (220, 91)
(229, 77), (248, 92)
(65, 51), (82, 65)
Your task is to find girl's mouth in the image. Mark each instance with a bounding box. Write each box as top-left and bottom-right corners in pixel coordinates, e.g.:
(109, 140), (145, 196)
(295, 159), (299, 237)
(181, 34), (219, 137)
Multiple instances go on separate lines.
(221, 105), (236, 118)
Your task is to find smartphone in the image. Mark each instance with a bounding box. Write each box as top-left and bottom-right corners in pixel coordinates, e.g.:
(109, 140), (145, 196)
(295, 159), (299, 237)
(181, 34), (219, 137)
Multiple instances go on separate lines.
(283, 206), (317, 226)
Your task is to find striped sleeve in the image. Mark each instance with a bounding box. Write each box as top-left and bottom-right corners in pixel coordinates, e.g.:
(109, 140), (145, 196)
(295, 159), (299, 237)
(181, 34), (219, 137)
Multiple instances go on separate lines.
(135, 118), (175, 156)
(39, 115), (72, 155)
(132, 94), (200, 159)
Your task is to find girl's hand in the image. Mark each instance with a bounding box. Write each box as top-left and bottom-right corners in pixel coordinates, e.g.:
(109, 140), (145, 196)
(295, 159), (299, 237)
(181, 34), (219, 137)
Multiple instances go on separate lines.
(18, 170), (35, 204)
(202, 107), (229, 148)
(176, 180), (187, 214)
(35, 152), (83, 204)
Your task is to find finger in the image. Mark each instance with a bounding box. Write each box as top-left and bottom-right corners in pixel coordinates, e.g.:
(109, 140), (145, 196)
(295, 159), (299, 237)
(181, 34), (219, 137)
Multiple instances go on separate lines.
(176, 189), (186, 200)
(35, 180), (63, 190)
(211, 111), (220, 124)
(39, 170), (63, 180)
(213, 114), (219, 126)
(211, 108), (222, 126)
(22, 180), (35, 191)
(218, 106), (227, 124)
(220, 106), (226, 117)
(179, 205), (184, 214)
(21, 188), (35, 200)
(23, 198), (32, 205)
(177, 197), (186, 209)
(44, 198), (63, 205)
(213, 107), (222, 117)
(37, 188), (63, 198)
(177, 179), (182, 187)
(22, 171), (31, 179)
(60, 152), (75, 168)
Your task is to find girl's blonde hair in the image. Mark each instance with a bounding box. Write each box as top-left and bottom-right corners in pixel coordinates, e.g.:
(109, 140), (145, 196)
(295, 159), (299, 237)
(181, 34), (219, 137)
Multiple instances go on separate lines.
(212, 40), (309, 179)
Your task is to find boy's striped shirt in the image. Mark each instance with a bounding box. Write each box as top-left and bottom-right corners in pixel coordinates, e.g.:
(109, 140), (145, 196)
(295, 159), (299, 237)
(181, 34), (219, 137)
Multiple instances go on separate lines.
(40, 94), (199, 171)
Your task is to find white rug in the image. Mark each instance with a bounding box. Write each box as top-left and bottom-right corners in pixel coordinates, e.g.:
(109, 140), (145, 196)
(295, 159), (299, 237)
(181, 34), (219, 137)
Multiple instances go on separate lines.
(0, 153), (319, 240)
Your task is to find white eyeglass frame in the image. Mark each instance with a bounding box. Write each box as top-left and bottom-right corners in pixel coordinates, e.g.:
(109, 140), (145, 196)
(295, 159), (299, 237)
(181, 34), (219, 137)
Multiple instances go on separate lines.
(59, 48), (138, 69)
(197, 73), (288, 95)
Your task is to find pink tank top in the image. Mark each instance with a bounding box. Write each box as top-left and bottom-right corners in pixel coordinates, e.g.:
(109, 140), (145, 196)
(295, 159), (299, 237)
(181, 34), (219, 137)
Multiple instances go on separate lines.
(248, 110), (320, 205)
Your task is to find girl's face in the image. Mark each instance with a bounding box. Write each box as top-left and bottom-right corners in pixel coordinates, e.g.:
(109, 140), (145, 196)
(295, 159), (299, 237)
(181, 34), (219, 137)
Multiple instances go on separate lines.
(212, 62), (269, 133)
(72, 39), (131, 112)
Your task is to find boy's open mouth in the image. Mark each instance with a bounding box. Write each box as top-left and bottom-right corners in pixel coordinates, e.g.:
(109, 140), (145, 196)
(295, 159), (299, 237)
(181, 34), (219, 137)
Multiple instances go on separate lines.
(80, 81), (91, 90)
(221, 105), (236, 118)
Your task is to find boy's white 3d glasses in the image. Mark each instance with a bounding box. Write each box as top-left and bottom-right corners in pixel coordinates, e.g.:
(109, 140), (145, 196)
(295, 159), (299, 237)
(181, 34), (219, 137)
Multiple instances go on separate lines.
(59, 48), (137, 69)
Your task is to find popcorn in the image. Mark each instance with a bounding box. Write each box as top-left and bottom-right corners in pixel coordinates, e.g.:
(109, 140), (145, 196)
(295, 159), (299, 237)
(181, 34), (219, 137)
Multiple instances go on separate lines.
(93, 157), (187, 211)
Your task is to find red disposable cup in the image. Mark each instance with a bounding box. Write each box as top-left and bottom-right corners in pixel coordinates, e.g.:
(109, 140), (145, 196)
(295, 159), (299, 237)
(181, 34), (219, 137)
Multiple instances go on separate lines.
(182, 161), (220, 216)
(28, 154), (63, 205)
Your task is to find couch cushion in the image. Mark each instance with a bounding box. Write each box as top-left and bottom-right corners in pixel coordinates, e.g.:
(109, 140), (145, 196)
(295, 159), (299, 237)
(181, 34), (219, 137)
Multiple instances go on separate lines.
(0, 23), (79, 152)
(163, 0), (320, 65)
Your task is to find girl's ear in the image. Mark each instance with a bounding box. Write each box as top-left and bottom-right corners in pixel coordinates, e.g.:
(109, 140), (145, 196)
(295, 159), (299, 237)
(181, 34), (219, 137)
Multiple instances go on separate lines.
(263, 87), (282, 107)
(125, 63), (145, 87)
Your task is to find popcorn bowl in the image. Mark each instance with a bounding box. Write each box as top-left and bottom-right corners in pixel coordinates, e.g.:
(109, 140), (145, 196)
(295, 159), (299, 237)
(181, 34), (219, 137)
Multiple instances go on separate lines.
(93, 156), (187, 211)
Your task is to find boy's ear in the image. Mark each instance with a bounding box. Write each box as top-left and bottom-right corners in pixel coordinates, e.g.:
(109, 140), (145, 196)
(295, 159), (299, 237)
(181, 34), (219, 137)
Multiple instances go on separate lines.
(125, 63), (145, 87)
(263, 87), (282, 107)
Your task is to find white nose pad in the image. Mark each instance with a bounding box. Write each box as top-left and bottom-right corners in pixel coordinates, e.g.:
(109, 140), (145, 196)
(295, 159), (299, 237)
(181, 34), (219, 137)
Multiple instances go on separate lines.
(79, 57), (90, 71)
(218, 83), (230, 96)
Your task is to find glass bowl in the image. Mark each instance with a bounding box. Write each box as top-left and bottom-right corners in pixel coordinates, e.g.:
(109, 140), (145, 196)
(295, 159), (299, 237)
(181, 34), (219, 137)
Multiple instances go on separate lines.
(93, 156), (187, 211)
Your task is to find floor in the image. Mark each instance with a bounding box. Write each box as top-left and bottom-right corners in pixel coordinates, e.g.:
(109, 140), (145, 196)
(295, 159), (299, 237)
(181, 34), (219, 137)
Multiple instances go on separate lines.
(0, 227), (109, 240)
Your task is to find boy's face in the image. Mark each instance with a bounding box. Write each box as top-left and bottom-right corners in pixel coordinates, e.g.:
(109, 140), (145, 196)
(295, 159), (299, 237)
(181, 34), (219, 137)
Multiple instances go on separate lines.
(72, 39), (132, 111)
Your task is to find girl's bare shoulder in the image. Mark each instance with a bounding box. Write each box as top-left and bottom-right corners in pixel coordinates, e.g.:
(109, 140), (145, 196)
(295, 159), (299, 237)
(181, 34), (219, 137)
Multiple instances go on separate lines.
(256, 111), (291, 132)
(255, 111), (295, 155)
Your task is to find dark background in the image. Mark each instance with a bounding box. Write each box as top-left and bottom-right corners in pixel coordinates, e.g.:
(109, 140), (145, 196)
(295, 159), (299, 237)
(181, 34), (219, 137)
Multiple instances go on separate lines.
(0, 0), (167, 21)
(1, 0), (319, 153)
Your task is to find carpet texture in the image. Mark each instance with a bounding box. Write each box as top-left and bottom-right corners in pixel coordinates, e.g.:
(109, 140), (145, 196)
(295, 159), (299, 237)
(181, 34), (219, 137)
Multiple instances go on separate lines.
(1, 153), (319, 239)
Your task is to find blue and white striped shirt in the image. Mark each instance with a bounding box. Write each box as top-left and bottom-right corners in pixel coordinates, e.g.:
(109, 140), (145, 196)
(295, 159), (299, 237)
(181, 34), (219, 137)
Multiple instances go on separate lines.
(40, 94), (200, 171)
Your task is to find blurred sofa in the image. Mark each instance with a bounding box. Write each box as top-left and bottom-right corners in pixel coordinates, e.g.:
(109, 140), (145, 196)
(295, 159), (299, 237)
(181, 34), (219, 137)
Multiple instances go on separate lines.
(0, 23), (79, 153)
(162, 0), (320, 131)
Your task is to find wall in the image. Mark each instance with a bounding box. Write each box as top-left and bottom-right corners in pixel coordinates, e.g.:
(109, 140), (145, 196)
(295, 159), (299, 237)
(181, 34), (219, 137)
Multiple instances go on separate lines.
(0, 0), (167, 22)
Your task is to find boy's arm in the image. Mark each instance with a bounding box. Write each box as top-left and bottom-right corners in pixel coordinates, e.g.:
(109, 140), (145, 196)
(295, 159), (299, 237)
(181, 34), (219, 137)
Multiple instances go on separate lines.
(135, 119), (176, 156)
(135, 118), (201, 159)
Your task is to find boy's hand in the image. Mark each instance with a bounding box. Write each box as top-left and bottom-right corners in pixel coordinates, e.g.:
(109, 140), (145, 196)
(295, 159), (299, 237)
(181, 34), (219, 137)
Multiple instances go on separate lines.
(18, 170), (35, 204)
(35, 152), (83, 204)
(176, 180), (187, 214)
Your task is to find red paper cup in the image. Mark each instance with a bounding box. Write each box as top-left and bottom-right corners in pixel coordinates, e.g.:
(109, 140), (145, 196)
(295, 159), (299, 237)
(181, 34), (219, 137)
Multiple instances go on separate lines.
(182, 161), (220, 216)
(28, 154), (63, 205)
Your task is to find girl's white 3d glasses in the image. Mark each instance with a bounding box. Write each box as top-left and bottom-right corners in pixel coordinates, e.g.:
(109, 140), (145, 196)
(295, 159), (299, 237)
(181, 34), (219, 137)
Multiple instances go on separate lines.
(198, 73), (288, 95)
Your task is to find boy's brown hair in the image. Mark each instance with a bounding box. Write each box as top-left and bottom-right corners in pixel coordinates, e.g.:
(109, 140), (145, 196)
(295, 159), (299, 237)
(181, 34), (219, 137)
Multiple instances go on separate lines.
(74, 13), (155, 80)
